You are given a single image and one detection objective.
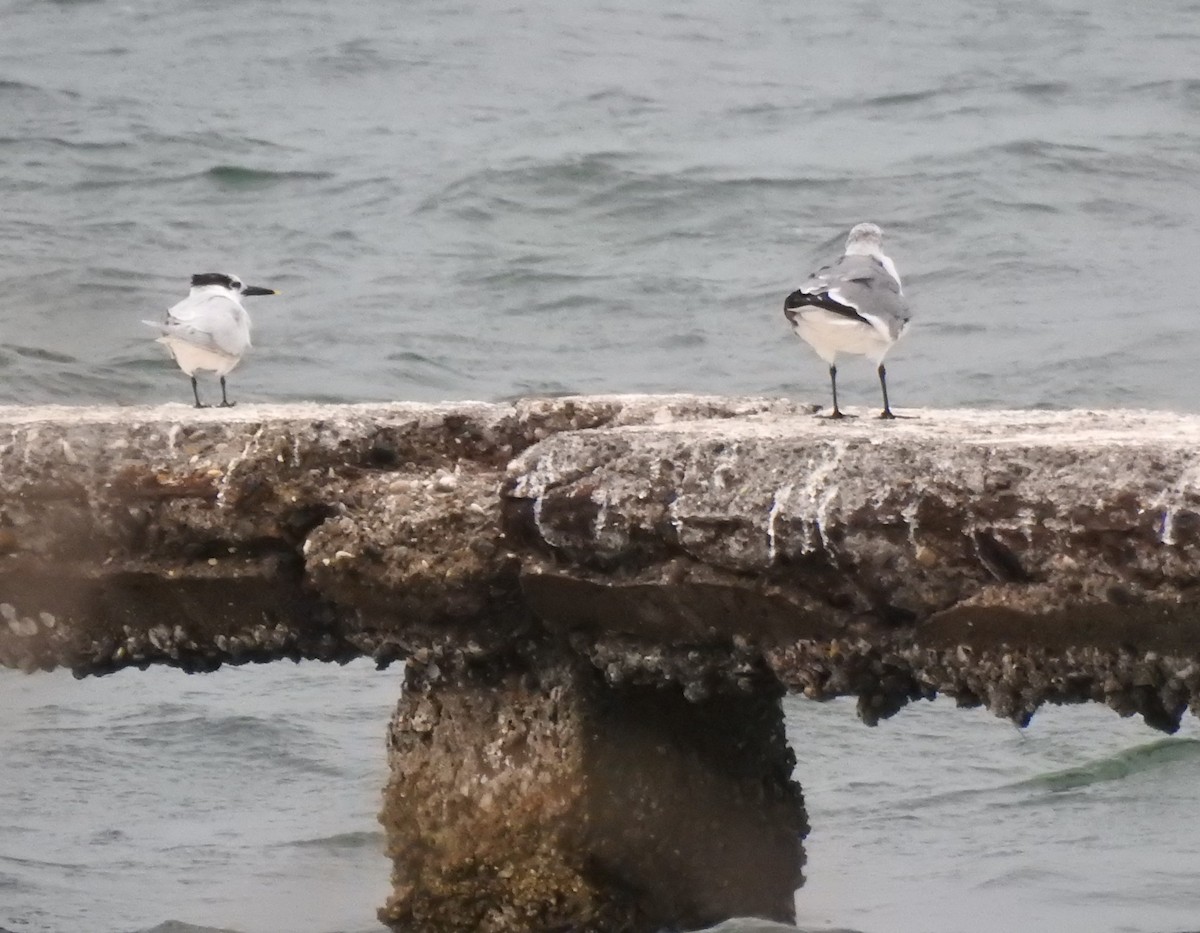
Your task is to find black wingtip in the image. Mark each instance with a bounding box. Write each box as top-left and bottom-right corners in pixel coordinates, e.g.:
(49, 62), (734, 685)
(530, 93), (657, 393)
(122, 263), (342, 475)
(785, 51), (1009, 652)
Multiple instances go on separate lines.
(783, 288), (869, 326)
(783, 289), (814, 325)
(783, 289), (805, 325)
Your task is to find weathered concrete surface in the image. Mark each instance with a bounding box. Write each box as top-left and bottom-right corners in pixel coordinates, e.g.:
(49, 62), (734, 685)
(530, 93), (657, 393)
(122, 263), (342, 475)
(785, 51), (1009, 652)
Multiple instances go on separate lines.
(0, 396), (806, 677)
(506, 407), (1200, 731)
(7, 398), (1197, 732)
(381, 650), (804, 933)
(4, 397), (1200, 932)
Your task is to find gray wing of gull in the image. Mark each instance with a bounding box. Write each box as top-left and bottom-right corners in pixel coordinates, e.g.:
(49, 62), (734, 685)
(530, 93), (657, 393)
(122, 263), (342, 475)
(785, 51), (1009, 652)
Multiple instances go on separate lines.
(143, 294), (251, 357)
(800, 254), (910, 340)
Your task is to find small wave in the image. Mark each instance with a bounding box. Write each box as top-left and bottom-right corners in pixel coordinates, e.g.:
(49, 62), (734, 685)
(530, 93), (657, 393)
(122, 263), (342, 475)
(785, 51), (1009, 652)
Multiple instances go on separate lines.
(661, 331), (707, 349)
(90, 828), (127, 845)
(74, 163), (335, 193)
(1011, 80), (1072, 99)
(102, 713), (352, 779)
(421, 152), (841, 226)
(1079, 197), (1180, 228)
(5, 345), (78, 365)
(978, 197), (1060, 215)
(926, 321), (988, 336)
(385, 349), (458, 368)
(1020, 738), (1200, 792)
(464, 267), (604, 291)
(0, 80), (80, 102)
(1129, 77), (1200, 96)
(581, 87), (662, 116)
(0, 135), (128, 151)
(72, 171), (200, 191)
(529, 293), (609, 315)
(134, 923), (243, 933)
(725, 101), (793, 118)
(985, 138), (1167, 181)
(996, 138), (1104, 158)
(81, 45), (131, 57)
(204, 165), (334, 189)
(308, 38), (417, 77)
(499, 379), (579, 399)
(814, 83), (971, 117)
(46, 136), (131, 151)
(0, 852), (86, 870)
(278, 830), (384, 851)
(584, 87), (657, 107)
(419, 150), (637, 208)
(862, 88), (944, 107)
(690, 921), (865, 933)
(0, 79), (43, 94)
(132, 128), (294, 153)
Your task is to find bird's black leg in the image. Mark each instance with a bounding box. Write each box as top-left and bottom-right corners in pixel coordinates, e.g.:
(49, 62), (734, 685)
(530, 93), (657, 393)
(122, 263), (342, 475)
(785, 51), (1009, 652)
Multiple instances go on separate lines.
(878, 364), (896, 419)
(828, 364), (847, 419)
(191, 376), (208, 409)
(218, 376), (236, 408)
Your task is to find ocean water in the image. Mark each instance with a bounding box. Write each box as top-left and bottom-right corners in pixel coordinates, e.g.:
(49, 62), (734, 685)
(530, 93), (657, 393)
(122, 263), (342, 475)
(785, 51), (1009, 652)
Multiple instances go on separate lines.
(3, 666), (1199, 933)
(0, 662), (396, 933)
(3, 0), (1200, 931)
(3, 0), (1200, 411)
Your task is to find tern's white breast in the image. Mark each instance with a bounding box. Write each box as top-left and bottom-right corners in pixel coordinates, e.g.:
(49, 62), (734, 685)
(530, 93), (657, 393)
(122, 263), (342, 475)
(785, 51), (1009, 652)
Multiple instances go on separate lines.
(158, 337), (241, 376)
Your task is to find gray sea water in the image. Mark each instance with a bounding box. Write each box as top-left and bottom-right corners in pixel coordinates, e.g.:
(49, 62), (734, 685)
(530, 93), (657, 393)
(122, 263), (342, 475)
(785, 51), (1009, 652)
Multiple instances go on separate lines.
(3, 0), (1200, 931)
(3, 666), (1199, 933)
(3, 0), (1200, 410)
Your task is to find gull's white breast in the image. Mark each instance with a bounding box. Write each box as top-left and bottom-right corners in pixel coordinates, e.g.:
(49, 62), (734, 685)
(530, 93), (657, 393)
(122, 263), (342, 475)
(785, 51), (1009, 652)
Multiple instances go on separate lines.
(791, 310), (896, 365)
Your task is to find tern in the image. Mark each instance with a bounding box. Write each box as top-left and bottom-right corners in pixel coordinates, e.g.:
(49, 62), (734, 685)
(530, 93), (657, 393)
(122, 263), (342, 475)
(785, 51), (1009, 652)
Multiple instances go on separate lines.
(144, 272), (277, 408)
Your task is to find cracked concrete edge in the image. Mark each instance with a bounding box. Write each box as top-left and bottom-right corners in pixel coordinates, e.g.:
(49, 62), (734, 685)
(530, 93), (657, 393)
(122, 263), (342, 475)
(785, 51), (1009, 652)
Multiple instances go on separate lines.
(0, 395), (812, 675)
(504, 407), (1200, 613)
(3, 397), (1200, 730)
(503, 406), (1200, 731)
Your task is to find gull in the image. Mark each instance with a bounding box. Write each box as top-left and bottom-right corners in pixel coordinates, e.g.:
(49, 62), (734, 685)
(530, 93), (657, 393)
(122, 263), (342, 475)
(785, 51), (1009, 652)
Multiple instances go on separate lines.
(783, 223), (911, 419)
(144, 272), (277, 408)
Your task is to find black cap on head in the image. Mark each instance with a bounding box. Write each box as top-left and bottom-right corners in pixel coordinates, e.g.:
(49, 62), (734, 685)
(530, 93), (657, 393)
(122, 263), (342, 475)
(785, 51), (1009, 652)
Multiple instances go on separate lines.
(190, 272), (239, 289)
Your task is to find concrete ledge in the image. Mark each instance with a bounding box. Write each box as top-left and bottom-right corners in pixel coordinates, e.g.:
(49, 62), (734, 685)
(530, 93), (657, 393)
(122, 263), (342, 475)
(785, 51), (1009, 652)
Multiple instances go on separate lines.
(506, 407), (1200, 730)
(0, 396), (807, 677)
(4, 397), (1200, 931)
(2, 400), (1199, 726)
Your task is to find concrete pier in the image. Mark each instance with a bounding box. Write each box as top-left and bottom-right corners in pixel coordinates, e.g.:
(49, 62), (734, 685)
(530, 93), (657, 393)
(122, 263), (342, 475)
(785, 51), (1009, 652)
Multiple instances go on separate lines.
(2, 396), (1198, 931)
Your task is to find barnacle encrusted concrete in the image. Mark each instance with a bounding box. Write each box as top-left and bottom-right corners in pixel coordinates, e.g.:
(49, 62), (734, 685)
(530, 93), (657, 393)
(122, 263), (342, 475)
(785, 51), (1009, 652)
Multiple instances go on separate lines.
(0, 396), (805, 677)
(381, 648), (804, 933)
(2, 397), (1199, 932)
(505, 407), (1200, 733)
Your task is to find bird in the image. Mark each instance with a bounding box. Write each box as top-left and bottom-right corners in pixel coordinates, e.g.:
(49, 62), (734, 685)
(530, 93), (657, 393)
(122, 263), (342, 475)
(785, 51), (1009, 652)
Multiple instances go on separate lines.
(783, 223), (911, 419)
(144, 272), (277, 408)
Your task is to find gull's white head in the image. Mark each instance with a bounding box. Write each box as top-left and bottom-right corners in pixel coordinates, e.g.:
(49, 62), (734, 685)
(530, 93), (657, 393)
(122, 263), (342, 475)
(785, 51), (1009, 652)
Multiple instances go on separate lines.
(844, 223), (885, 256)
(843, 222), (901, 288)
(189, 272), (277, 298)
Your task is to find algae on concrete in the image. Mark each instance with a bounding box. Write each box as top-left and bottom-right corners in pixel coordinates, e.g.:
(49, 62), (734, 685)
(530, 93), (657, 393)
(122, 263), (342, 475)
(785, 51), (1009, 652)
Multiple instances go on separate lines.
(3, 397), (1200, 932)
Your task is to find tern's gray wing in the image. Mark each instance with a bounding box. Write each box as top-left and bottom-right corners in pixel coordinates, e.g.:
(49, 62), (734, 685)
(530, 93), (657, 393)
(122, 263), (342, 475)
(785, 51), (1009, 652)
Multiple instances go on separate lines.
(795, 254), (910, 339)
(145, 294), (251, 357)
